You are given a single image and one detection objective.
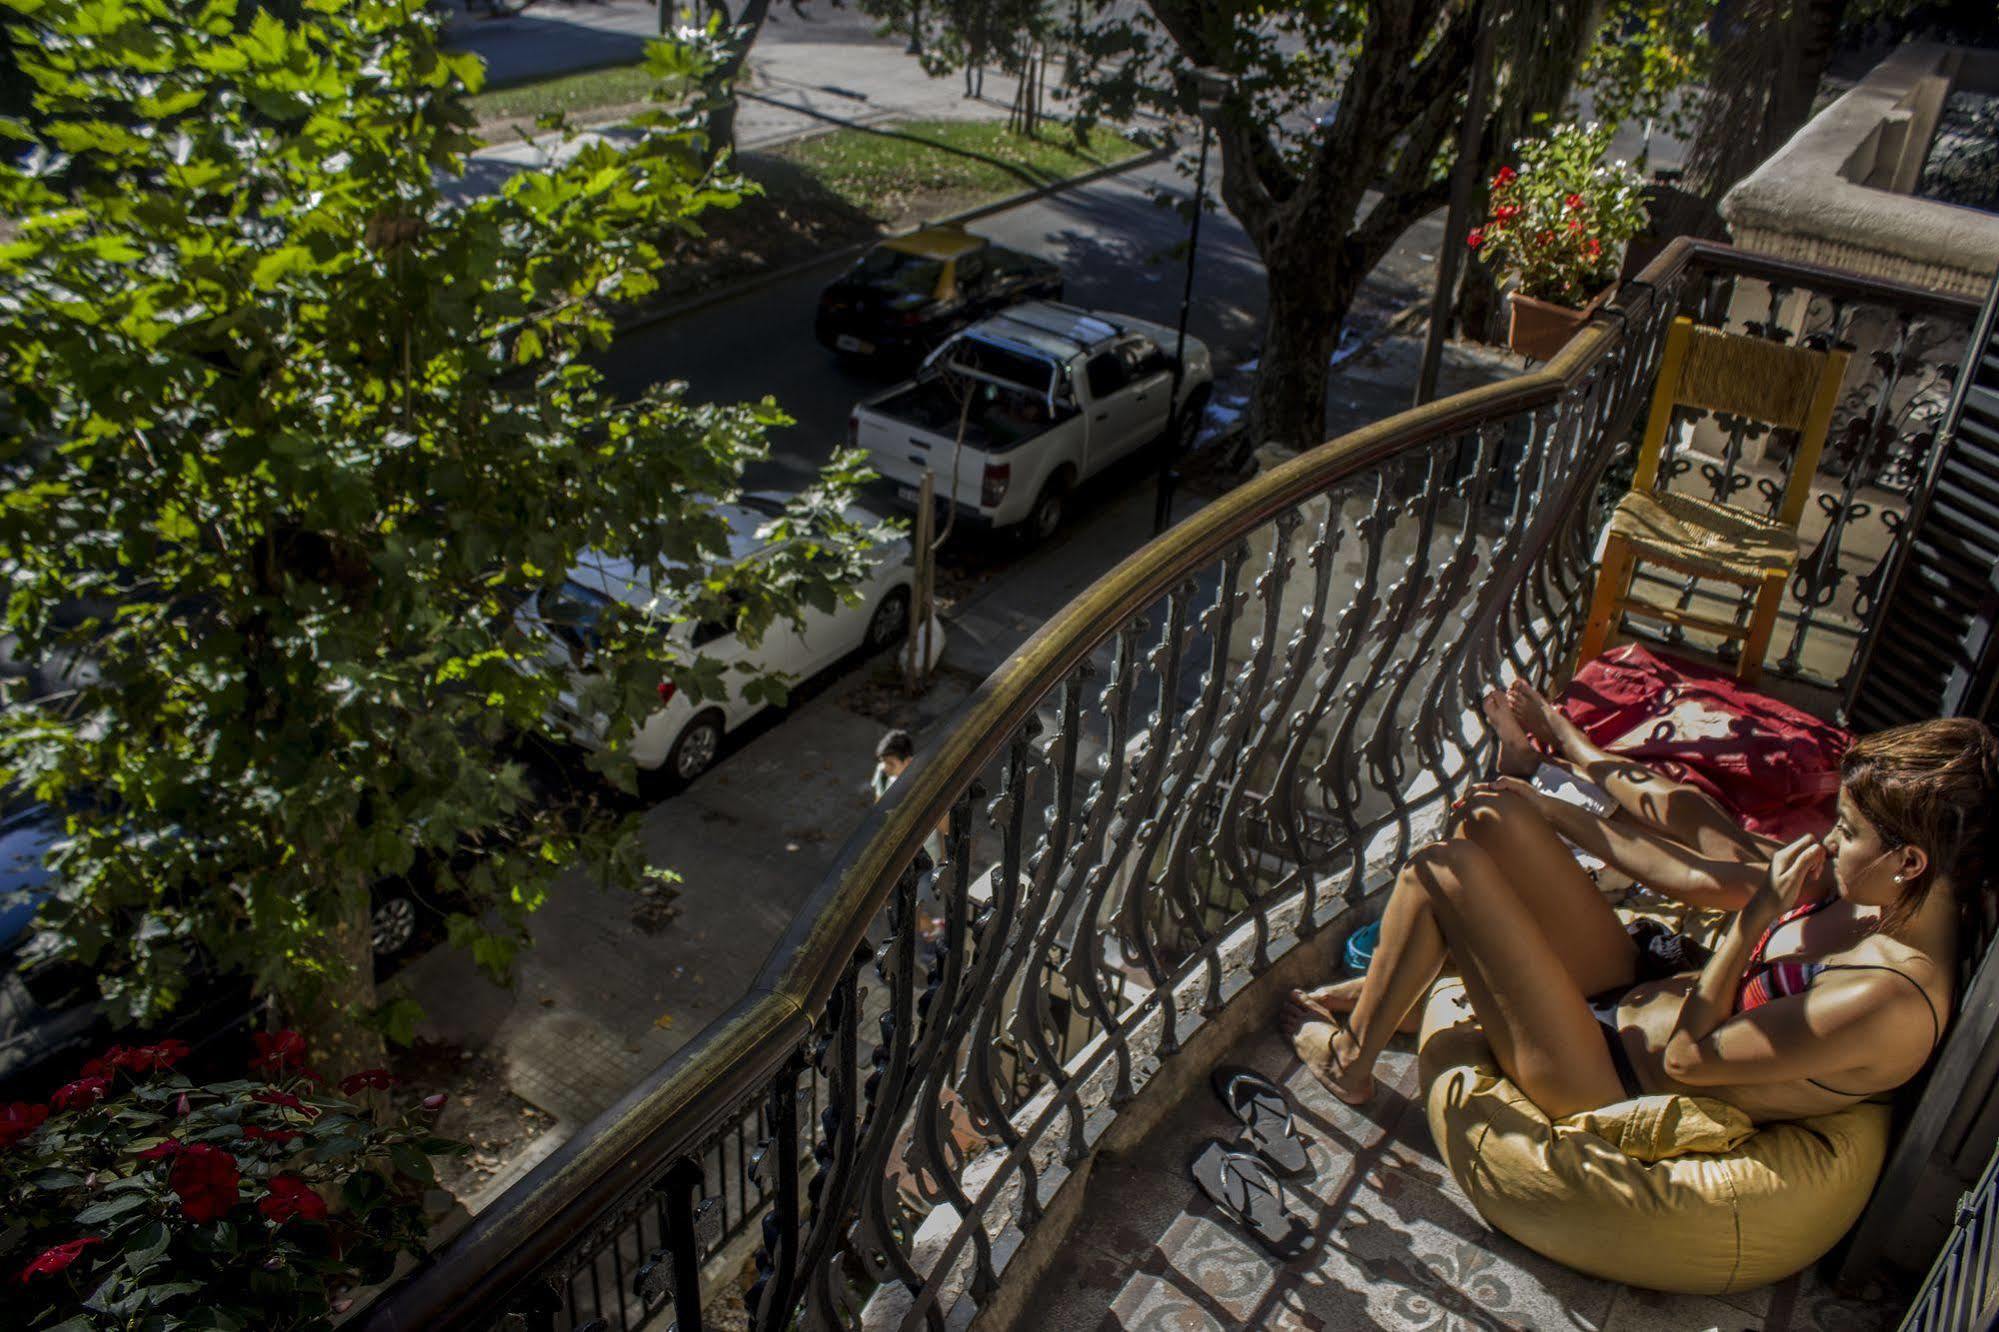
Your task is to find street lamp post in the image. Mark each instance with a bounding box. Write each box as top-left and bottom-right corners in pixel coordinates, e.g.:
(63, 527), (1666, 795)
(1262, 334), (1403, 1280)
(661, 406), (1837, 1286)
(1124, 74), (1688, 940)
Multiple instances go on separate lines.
(1153, 69), (1227, 537)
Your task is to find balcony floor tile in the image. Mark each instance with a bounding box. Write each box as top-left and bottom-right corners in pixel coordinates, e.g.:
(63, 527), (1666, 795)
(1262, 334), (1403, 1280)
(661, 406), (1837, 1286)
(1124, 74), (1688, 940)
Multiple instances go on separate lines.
(1012, 1025), (1906, 1331)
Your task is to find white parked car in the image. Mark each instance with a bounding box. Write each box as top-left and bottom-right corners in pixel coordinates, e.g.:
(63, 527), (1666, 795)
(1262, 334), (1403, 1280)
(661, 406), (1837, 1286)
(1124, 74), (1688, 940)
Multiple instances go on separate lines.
(524, 495), (943, 784)
(850, 302), (1214, 541)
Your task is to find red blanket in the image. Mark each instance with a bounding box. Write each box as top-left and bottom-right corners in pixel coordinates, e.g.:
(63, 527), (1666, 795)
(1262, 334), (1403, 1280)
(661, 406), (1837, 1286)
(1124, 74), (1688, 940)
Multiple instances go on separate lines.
(1559, 644), (1851, 843)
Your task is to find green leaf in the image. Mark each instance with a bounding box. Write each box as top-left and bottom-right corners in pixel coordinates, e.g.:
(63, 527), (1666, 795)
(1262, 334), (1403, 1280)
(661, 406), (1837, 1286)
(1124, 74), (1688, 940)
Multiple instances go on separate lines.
(370, 995), (425, 1046)
(75, 1192), (154, 1224)
(390, 1142), (436, 1184)
(249, 245), (313, 289)
(125, 1220), (171, 1274)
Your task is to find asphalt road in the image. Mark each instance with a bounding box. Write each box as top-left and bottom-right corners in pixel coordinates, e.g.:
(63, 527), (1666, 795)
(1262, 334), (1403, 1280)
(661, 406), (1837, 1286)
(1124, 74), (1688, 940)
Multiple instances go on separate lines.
(589, 154), (1275, 496)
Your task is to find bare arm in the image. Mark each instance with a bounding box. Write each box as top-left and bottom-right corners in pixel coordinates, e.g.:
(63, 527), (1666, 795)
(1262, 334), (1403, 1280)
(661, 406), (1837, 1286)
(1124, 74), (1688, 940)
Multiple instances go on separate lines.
(1479, 778), (1763, 910)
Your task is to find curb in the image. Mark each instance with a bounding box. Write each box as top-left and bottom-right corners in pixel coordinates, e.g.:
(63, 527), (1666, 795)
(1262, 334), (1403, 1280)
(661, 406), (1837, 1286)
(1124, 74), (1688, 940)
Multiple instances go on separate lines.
(613, 134), (1179, 336)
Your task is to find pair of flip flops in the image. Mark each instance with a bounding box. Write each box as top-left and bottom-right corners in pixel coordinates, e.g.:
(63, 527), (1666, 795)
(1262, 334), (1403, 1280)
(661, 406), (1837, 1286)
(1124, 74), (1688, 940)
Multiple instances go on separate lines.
(1190, 1067), (1314, 1259)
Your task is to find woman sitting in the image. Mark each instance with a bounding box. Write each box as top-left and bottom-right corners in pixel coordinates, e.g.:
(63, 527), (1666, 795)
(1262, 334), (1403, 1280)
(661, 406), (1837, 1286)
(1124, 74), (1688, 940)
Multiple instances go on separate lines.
(1281, 687), (1997, 1123)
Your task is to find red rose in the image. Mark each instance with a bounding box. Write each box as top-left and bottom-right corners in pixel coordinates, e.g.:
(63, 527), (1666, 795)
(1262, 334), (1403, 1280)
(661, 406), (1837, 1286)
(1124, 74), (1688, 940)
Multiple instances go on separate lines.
(242, 1125), (300, 1145)
(251, 1030), (308, 1076)
(338, 1068), (397, 1095)
(168, 1143), (240, 1223)
(117, 1041), (189, 1075)
(252, 1089), (321, 1119)
(137, 1138), (183, 1161)
(0, 1103), (49, 1149)
(49, 1077), (109, 1112)
(1493, 203), (1520, 223)
(1465, 227), (1485, 251)
(17, 1237), (102, 1284)
(1564, 192), (1583, 210)
(258, 1174), (328, 1225)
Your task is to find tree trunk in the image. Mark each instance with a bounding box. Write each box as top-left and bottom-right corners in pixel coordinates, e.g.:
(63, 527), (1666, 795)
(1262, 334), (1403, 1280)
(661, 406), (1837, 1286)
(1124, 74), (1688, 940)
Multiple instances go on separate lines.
(701, 0), (773, 163)
(1687, 0), (1849, 201)
(1248, 249), (1355, 457)
(295, 883), (386, 1079)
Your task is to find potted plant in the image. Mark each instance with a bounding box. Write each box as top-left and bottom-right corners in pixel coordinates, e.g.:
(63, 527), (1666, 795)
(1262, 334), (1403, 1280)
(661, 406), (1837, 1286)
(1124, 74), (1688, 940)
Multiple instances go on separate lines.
(1, 1032), (458, 1331)
(1470, 123), (1648, 361)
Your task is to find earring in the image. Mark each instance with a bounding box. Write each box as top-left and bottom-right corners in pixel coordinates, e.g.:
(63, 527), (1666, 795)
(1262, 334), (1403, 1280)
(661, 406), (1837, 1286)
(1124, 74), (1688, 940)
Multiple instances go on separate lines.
(1893, 874), (1905, 883)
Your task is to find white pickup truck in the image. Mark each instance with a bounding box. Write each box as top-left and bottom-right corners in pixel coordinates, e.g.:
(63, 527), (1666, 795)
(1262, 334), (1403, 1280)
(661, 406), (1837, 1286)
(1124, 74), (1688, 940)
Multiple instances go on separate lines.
(848, 302), (1214, 541)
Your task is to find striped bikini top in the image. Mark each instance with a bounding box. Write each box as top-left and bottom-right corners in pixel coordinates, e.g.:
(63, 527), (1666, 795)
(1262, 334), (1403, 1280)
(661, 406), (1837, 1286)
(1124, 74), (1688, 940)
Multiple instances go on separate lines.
(1735, 895), (1837, 1013)
(1735, 893), (1944, 1097)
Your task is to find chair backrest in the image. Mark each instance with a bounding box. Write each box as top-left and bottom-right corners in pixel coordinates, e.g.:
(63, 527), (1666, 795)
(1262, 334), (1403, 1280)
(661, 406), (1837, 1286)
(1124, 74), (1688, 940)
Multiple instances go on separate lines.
(1630, 317), (1852, 530)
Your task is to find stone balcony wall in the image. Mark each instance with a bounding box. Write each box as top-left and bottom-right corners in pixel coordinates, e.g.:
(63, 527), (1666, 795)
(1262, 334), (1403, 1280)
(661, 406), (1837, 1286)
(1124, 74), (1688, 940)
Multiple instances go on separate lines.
(1721, 43), (1999, 297)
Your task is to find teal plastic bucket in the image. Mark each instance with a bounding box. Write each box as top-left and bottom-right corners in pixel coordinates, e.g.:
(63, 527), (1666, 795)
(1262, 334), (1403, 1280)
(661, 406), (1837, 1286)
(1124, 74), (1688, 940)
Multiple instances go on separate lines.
(1344, 921), (1380, 974)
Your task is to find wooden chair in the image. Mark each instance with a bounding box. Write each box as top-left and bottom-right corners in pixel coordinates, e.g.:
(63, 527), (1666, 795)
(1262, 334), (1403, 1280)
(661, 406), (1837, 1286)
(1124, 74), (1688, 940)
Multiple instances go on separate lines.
(1575, 317), (1851, 683)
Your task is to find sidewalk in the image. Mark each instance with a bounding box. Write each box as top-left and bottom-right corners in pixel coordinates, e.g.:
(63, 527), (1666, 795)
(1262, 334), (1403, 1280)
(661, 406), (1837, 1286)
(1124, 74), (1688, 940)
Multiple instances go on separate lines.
(443, 0), (1027, 198)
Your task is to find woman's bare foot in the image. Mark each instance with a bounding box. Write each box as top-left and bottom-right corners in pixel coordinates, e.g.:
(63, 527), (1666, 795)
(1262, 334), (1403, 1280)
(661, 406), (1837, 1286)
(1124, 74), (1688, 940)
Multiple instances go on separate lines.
(1507, 679), (1582, 758)
(1278, 995), (1374, 1105)
(1481, 689), (1540, 777)
(1293, 982), (1421, 1034)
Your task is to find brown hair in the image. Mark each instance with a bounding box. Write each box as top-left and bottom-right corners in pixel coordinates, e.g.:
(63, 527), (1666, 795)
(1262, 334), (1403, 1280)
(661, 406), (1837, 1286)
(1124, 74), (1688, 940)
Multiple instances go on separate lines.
(1841, 718), (1999, 979)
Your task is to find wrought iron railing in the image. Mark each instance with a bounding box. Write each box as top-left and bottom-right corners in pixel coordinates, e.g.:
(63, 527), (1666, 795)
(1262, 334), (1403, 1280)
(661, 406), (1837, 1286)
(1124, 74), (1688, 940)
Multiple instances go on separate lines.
(358, 241), (1977, 1332)
(1898, 1140), (1999, 1331)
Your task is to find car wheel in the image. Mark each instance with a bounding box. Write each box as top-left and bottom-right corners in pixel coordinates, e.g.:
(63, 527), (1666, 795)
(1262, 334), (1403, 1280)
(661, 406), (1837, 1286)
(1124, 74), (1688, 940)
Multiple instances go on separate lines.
(666, 711), (724, 784)
(868, 588), (911, 652)
(1026, 476), (1068, 544)
(371, 892), (419, 958)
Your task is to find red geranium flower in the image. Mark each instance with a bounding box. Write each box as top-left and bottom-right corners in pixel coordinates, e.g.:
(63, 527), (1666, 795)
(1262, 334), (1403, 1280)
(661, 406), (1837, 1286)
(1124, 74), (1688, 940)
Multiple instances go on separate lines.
(338, 1068), (397, 1095)
(1493, 203), (1520, 223)
(251, 1030), (308, 1076)
(79, 1046), (128, 1080)
(168, 1143), (240, 1223)
(1567, 217), (1584, 233)
(0, 1103), (49, 1149)
(242, 1124), (300, 1145)
(17, 1237), (102, 1284)
(259, 1174), (328, 1225)
(251, 1089), (322, 1119)
(50, 1077), (109, 1112)
(117, 1040), (190, 1075)
(1465, 226), (1485, 250)
(1564, 192), (1583, 210)
(1492, 165), (1517, 187)
(1587, 237), (1603, 256)
(137, 1138), (182, 1161)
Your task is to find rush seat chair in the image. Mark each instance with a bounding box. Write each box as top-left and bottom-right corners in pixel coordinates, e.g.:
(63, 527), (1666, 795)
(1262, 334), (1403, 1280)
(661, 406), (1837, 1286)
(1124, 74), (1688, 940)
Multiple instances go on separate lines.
(1576, 317), (1850, 683)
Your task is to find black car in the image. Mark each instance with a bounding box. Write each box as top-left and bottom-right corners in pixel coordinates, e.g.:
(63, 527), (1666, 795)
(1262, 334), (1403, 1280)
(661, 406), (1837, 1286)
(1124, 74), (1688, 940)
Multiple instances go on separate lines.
(814, 225), (1064, 366)
(0, 798), (458, 1097)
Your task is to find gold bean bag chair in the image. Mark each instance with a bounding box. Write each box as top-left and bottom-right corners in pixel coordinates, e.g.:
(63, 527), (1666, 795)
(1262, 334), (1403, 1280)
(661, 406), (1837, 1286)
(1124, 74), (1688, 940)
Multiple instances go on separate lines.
(1418, 975), (1891, 1294)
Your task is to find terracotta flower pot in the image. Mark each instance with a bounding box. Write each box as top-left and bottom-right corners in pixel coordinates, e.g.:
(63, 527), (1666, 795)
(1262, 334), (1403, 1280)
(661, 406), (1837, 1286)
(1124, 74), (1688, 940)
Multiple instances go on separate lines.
(1507, 289), (1609, 361)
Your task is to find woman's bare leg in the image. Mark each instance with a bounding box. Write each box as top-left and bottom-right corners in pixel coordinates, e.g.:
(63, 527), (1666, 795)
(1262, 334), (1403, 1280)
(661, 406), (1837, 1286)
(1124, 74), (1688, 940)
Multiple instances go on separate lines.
(1506, 680), (1776, 863)
(1283, 837), (1626, 1114)
(1293, 785), (1636, 1024)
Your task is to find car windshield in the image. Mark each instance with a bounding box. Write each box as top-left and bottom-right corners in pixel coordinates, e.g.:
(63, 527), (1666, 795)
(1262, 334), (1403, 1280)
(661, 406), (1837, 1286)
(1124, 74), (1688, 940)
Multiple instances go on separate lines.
(852, 248), (945, 298)
(540, 581), (614, 655)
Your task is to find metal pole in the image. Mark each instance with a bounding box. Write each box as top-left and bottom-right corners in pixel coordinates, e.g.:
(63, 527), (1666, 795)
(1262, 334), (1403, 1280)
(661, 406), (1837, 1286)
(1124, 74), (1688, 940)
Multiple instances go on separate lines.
(1153, 118), (1211, 536)
(1413, 0), (1496, 407)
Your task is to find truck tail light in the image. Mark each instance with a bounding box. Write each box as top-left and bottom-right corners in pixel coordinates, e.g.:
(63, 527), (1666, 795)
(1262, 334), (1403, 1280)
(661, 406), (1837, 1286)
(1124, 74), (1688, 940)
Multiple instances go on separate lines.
(981, 462), (1011, 508)
(656, 681), (677, 704)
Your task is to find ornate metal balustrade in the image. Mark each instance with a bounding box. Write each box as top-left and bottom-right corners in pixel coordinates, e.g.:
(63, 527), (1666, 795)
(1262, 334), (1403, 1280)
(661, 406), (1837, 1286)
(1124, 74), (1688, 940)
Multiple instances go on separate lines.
(358, 241), (1977, 1332)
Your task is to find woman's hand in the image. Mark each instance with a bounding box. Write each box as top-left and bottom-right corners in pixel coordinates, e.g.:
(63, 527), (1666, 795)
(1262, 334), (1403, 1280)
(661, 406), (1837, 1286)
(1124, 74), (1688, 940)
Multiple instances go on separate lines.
(1752, 834), (1825, 922)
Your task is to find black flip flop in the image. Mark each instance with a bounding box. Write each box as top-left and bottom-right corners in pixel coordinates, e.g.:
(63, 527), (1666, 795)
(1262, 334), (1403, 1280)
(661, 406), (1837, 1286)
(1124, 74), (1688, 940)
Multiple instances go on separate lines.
(1211, 1065), (1311, 1177)
(1189, 1140), (1309, 1260)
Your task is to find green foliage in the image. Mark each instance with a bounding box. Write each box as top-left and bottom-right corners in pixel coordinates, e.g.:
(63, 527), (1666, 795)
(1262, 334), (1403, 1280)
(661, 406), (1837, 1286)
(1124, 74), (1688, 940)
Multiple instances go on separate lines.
(1577, 0), (1714, 140)
(1, 1035), (455, 1330)
(0, 0), (877, 1031)
(1472, 123), (1649, 305)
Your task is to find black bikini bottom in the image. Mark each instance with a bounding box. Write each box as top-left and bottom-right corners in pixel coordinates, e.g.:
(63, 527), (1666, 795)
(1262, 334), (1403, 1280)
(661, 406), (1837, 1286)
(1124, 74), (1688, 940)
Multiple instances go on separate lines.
(1586, 920), (1714, 1102)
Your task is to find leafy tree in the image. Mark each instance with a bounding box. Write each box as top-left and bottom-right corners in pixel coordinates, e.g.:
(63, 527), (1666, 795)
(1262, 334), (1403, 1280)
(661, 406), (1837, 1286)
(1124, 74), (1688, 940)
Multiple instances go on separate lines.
(0, 0), (879, 1068)
(860, 0), (1711, 450)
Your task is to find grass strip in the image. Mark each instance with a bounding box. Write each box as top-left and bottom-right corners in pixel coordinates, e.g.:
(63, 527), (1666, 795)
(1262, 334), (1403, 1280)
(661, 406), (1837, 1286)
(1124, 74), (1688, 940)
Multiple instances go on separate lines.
(468, 61), (657, 125)
(764, 119), (1144, 218)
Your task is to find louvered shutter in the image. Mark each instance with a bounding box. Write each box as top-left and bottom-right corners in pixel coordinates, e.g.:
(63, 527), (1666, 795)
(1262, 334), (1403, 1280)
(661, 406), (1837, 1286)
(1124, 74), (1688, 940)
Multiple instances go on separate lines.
(1847, 272), (1999, 730)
